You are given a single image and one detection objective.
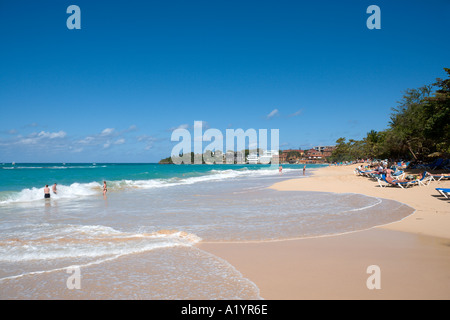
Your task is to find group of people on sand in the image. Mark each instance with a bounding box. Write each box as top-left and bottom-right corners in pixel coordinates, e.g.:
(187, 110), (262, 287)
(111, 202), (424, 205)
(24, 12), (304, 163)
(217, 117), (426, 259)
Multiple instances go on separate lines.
(359, 164), (393, 176)
(358, 163), (426, 183)
(43, 181), (108, 199)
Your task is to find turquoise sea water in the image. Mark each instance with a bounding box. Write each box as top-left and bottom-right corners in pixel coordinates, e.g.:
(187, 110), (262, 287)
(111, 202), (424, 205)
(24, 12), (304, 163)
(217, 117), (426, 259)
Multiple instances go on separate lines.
(0, 163), (311, 195)
(1, 163), (285, 192)
(0, 163), (414, 299)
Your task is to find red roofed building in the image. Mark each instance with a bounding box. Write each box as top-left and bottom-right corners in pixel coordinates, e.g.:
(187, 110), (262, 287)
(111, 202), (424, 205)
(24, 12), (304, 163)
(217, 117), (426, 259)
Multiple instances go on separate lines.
(279, 146), (335, 163)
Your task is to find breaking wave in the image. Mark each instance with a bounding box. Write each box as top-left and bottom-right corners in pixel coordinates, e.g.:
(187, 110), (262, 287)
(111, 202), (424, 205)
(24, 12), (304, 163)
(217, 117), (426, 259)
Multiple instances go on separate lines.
(0, 166), (293, 204)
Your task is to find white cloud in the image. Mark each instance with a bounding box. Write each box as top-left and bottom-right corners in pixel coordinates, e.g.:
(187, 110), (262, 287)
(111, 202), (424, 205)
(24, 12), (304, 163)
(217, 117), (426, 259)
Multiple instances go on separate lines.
(114, 138), (125, 145)
(169, 123), (189, 131)
(18, 138), (38, 145)
(16, 130), (67, 145)
(37, 130), (67, 139)
(78, 136), (95, 144)
(101, 128), (115, 136)
(288, 109), (303, 117)
(267, 109), (279, 119)
(126, 125), (138, 132)
(137, 135), (158, 150)
(77, 128), (118, 147)
(137, 135), (157, 143)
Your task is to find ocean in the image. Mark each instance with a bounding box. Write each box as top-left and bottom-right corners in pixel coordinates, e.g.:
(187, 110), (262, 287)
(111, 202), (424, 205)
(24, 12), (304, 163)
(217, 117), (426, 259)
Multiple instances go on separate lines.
(0, 163), (413, 299)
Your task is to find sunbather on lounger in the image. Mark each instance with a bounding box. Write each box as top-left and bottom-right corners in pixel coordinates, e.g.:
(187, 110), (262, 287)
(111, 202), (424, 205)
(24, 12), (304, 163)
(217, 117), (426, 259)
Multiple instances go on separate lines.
(385, 174), (410, 184)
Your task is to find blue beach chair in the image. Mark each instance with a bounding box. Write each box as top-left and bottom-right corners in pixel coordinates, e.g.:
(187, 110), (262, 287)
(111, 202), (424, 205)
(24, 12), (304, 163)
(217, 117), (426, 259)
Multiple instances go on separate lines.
(436, 188), (450, 199)
(414, 171), (429, 186)
(434, 174), (450, 181)
(377, 174), (415, 189)
(376, 174), (389, 188)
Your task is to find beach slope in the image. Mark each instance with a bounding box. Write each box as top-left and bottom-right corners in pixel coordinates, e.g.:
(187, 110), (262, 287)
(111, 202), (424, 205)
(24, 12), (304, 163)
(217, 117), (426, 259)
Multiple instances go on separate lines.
(198, 164), (450, 299)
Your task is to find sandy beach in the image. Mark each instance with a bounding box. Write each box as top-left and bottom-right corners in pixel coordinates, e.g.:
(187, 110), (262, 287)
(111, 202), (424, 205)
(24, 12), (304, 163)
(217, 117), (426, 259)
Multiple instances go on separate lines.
(198, 164), (450, 299)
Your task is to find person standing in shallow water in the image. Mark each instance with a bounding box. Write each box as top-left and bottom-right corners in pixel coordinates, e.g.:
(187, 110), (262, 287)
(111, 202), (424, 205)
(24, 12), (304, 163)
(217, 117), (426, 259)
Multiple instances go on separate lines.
(103, 181), (107, 196)
(303, 165), (306, 176)
(44, 185), (51, 199)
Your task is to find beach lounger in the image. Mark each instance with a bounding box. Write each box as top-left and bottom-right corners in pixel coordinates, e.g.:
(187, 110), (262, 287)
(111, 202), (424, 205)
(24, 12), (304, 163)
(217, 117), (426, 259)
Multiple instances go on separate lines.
(376, 174), (389, 188)
(414, 158), (441, 170)
(434, 174), (450, 181)
(356, 168), (375, 177)
(377, 174), (415, 189)
(416, 171), (433, 186)
(435, 188), (450, 198)
(355, 168), (369, 176)
(369, 173), (382, 181)
(392, 178), (416, 189)
(432, 158), (444, 170)
(443, 159), (450, 170)
(391, 170), (405, 180)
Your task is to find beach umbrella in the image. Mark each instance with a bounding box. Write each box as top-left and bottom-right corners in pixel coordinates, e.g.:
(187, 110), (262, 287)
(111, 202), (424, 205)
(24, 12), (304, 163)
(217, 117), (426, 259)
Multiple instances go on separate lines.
(427, 152), (447, 157)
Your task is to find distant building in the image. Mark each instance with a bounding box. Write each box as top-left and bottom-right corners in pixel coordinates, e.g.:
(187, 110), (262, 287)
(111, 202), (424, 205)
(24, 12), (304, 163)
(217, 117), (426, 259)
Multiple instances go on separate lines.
(279, 149), (303, 163)
(321, 146), (335, 158)
(307, 146), (336, 161)
(225, 151), (235, 164)
(235, 152), (244, 164)
(278, 146), (335, 163)
(260, 150), (279, 164)
(246, 150), (279, 164)
(307, 148), (323, 159)
(314, 146), (335, 153)
(247, 153), (259, 164)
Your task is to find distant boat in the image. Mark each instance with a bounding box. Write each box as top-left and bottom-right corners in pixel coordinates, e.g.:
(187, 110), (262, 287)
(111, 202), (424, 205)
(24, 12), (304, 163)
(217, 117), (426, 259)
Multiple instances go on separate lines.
(93, 163), (96, 166)
(12, 162), (15, 166)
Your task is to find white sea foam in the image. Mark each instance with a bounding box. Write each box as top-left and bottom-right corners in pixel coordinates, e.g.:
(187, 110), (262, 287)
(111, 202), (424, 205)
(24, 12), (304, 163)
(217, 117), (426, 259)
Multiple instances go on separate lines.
(110, 167), (287, 190)
(0, 182), (101, 204)
(0, 224), (201, 263)
(1, 165), (101, 169)
(0, 167), (289, 204)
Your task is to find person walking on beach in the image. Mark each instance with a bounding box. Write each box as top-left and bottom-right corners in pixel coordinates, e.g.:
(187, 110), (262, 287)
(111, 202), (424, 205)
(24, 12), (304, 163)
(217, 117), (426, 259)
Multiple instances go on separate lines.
(303, 165), (306, 175)
(103, 181), (107, 196)
(52, 183), (57, 194)
(44, 185), (51, 199)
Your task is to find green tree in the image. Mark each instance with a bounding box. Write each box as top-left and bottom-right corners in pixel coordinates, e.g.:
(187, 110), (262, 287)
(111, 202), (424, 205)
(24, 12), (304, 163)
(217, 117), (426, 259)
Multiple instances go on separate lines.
(422, 68), (450, 154)
(389, 85), (433, 159)
(287, 150), (301, 160)
(363, 130), (381, 158)
(329, 68), (449, 161)
(329, 138), (352, 162)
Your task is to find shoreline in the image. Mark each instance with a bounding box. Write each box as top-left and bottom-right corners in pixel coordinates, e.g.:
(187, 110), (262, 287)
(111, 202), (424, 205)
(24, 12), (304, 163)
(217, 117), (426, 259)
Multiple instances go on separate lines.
(269, 164), (450, 239)
(198, 163), (450, 299)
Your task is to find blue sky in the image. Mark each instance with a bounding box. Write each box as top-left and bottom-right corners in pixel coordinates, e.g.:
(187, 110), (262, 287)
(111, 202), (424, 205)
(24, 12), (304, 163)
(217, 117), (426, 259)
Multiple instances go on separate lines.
(0, 0), (449, 162)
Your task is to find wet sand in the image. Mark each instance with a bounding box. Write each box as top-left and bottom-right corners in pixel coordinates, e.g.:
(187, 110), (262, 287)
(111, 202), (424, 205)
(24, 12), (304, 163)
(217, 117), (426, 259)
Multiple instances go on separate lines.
(198, 164), (450, 299)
